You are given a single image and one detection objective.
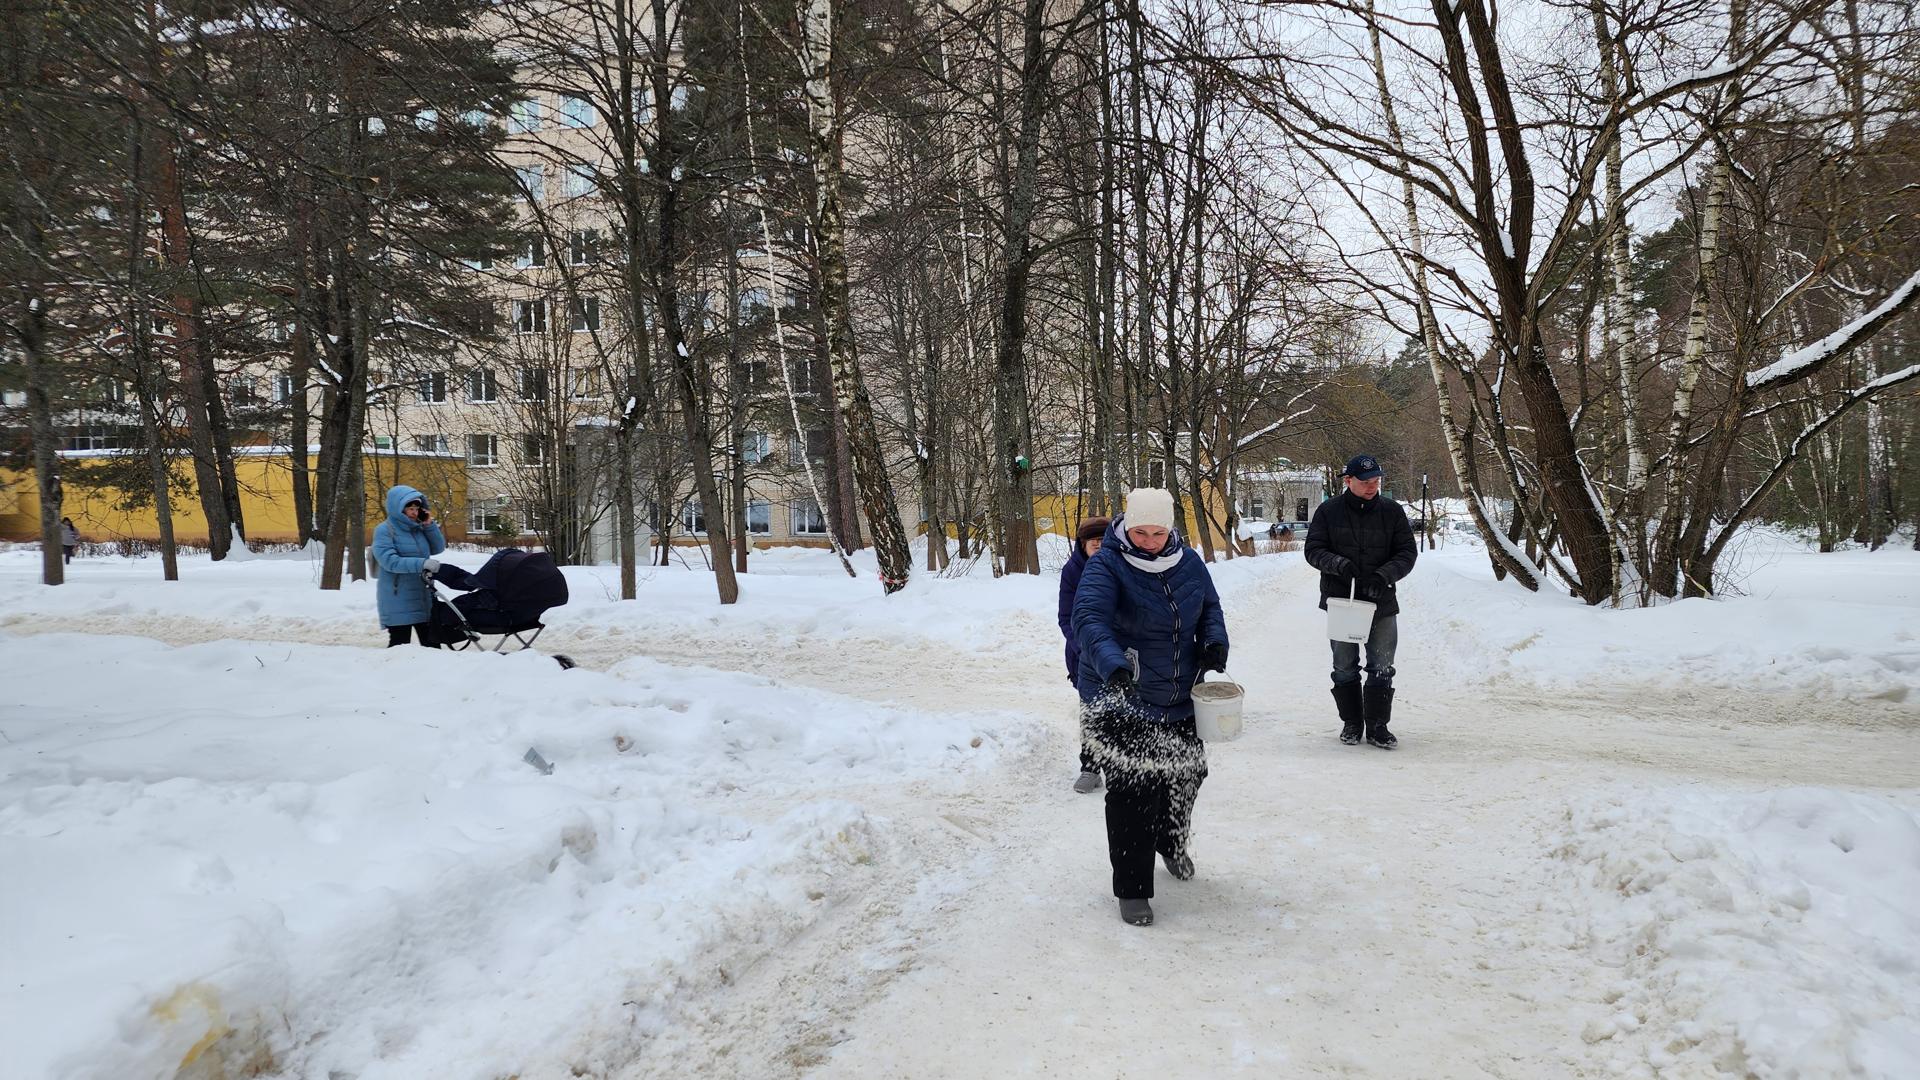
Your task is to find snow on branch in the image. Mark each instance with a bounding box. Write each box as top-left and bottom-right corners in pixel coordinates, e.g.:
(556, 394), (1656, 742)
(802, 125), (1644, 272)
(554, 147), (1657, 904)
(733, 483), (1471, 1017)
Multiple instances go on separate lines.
(1638, 62), (1742, 102)
(308, 352), (343, 388)
(1746, 269), (1920, 393)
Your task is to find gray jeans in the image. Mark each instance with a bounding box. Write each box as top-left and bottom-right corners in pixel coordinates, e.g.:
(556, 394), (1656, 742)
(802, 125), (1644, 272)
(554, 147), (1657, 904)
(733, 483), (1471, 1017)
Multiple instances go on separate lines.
(1330, 614), (1397, 687)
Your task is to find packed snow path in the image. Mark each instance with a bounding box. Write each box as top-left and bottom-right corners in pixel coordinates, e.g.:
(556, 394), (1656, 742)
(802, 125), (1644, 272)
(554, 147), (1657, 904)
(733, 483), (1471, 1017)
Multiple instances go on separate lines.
(7, 550), (1915, 1078)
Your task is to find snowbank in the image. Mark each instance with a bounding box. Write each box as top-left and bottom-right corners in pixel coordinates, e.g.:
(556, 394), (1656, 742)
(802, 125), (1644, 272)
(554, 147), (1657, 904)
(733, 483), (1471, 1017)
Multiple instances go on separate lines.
(1409, 540), (1920, 702)
(0, 632), (1029, 1079)
(1556, 785), (1920, 1078)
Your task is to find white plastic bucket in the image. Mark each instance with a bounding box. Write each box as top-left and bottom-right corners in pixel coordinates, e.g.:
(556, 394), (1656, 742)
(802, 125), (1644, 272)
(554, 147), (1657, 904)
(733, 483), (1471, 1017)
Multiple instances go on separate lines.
(1326, 580), (1376, 643)
(1191, 679), (1245, 742)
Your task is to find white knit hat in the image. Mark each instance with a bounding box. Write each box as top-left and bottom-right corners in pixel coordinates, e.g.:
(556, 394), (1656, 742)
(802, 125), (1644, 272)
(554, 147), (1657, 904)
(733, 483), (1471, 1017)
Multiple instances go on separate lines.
(1124, 487), (1176, 532)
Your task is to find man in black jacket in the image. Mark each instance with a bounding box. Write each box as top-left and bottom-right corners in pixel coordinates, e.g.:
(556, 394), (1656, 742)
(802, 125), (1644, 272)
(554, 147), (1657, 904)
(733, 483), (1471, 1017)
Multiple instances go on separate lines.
(1304, 454), (1418, 748)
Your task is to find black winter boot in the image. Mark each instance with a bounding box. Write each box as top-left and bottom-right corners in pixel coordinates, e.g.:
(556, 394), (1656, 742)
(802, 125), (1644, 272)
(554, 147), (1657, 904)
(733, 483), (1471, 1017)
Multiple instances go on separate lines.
(1332, 682), (1364, 745)
(1363, 681), (1397, 749)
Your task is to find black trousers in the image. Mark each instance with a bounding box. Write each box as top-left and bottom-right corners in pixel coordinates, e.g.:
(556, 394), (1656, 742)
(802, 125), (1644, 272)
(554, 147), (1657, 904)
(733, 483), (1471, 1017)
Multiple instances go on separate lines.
(1084, 693), (1207, 899)
(386, 623), (440, 648)
(1070, 673), (1098, 773)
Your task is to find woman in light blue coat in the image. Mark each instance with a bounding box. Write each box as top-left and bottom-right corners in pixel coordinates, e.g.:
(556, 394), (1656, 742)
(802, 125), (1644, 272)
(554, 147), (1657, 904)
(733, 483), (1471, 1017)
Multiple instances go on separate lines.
(372, 484), (446, 647)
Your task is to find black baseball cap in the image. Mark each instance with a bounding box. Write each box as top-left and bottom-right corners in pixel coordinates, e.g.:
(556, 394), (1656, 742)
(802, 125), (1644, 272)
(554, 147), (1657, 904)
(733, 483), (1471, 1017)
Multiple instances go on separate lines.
(1342, 454), (1383, 480)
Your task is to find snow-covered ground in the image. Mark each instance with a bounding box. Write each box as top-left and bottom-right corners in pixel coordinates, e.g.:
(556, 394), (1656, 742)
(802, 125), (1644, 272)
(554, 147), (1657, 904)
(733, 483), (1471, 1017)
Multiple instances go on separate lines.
(2, 533), (1916, 1079)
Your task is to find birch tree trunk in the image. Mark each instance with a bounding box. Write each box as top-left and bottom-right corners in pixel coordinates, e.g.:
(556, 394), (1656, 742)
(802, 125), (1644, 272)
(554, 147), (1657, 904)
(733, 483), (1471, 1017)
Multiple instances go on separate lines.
(1591, 0), (1648, 581)
(799, 0), (913, 592)
(1365, 0), (1536, 588)
(1650, 0), (1743, 595)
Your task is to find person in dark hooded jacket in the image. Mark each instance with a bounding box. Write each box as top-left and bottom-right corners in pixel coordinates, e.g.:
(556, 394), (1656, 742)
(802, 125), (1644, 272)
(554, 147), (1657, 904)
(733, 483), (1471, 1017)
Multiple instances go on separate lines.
(1058, 516), (1110, 794)
(1304, 453), (1417, 748)
(372, 484), (447, 647)
(1072, 488), (1228, 927)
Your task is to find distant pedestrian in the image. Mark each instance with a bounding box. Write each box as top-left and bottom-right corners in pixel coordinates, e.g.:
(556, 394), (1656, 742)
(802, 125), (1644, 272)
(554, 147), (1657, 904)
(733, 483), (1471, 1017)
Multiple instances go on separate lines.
(1058, 516), (1110, 794)
(372, 485), (447, 648)
(1303, 454), (1417, 748)
(1073, 488), (1229, 927)
(59, 517), (78, 564)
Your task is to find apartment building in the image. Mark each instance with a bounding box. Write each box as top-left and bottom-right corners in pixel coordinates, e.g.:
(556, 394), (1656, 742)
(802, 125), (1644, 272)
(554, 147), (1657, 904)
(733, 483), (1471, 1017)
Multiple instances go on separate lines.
(358, 66), (901, 562)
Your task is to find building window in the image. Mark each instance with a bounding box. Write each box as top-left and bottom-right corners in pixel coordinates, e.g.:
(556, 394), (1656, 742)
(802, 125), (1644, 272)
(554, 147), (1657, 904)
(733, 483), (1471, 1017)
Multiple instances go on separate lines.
(1147, 460), (1166, 488)
(570, 295), (600, 333)
(65, 426), (123, 451)
(559, 94), (594, 128)
(514, 299), (547, 335)
(740, 286), (770, 315)
(740, 431), (770, 464)
(738, 359), (767, 387)
(747, 499), (771, 534)
(274, 373), (295, 403)
(566, 164), (597, 198)
(462, 250), (494, 271)
(669, 84), (690, 112)
(571, 369), (603, 399)
(511, 98), (542, 133)
(467, 433), (499, 467)
(230, 378), (260, 405)
(516, 165), (544, 201)
(569, 228), (599, 265)
(460, 108), (490, 130)
(1249, 499), (1266, 520)
(470, 504), (506, 534)
(792, 497), (827, 535)
(1297, 497), (1310, 521)
(521, 433), (546, 467)
(681, 498), (706, 535)
(787, 429), (827, 466)
(515, 236), (545, 268)
(467, 368), (497, 403)
(414, 434), (449, 454)
(788, 357), (814, 393)
(418, 371), (448, 403)
(518, 367), (548, 401)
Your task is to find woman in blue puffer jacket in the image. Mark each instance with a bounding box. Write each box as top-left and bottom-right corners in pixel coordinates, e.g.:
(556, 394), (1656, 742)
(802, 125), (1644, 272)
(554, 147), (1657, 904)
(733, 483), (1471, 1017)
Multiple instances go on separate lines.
(1072, 488), (1228, 927)
(372, 484), (447, 647)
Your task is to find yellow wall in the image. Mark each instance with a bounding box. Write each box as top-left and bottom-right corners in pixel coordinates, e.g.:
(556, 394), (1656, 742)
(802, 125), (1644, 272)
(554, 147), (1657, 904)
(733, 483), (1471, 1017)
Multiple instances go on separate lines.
(1027, 481), (1232, 541)
(0, 451), (469, 545)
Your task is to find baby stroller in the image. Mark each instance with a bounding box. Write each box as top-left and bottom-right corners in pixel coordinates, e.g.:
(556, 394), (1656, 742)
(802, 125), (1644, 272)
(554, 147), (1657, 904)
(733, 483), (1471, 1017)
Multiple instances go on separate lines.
(427, 549), (575, 669)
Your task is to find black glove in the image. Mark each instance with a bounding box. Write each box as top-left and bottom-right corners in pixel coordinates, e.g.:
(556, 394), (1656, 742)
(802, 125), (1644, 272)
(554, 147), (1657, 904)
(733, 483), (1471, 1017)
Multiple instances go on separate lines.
(1200, 642), (1228, 673)
(1331, 556), (1357, 578)
(1104, 668), (1135, 695)
(1371, 570), (1393, 595)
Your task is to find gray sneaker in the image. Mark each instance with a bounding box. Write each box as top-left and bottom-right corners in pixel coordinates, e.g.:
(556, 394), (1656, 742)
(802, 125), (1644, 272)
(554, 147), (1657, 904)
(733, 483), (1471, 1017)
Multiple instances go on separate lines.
(1118, 898), (1154, 926)
(1072, 770), (1103, 794)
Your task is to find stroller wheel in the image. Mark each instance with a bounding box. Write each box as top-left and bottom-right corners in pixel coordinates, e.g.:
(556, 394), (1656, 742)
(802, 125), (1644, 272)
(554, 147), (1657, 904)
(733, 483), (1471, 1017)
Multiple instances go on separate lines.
(553, 654), (577, 670)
